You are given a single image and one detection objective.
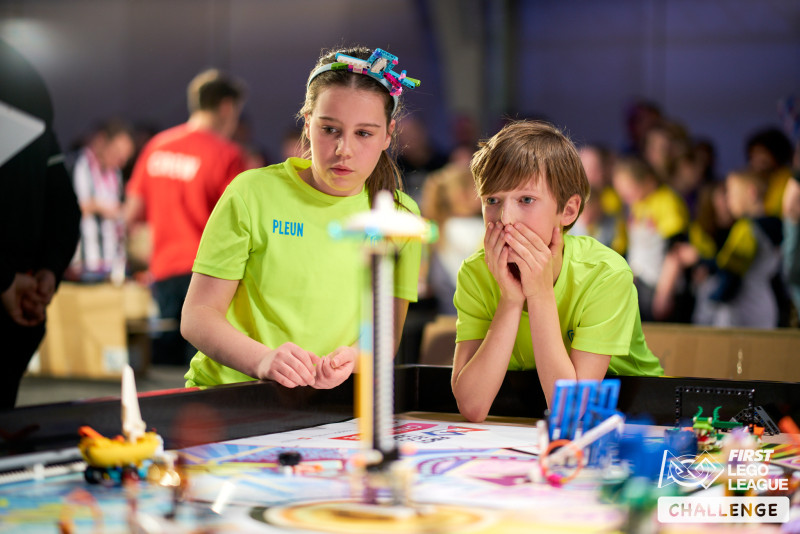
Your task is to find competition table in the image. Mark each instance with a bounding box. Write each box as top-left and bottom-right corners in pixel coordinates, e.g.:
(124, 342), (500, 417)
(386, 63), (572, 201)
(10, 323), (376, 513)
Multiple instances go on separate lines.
(1, 366), (799, 532)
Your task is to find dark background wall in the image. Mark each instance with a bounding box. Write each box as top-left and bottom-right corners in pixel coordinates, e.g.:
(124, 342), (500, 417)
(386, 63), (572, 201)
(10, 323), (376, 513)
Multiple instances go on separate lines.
(1, 0), (798, 174)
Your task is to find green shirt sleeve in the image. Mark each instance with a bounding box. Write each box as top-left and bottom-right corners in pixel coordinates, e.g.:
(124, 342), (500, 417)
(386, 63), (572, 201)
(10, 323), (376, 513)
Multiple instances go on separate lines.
(193, 184), (252, 280)
(570, 269), (637, 357)
(393, 192), (423, 302)
(453, 251), (495, 343)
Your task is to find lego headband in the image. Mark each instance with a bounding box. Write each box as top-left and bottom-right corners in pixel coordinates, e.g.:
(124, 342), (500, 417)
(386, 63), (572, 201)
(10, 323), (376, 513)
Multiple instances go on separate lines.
(307, 48), (421, 114)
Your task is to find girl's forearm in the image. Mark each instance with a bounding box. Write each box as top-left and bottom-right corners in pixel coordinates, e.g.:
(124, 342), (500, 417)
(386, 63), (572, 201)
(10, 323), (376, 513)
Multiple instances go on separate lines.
(181, 304), (268, 378)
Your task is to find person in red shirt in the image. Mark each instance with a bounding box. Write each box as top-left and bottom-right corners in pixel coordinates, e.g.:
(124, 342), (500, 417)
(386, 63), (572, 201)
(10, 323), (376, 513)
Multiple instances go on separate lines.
(125, 69), (247, 365)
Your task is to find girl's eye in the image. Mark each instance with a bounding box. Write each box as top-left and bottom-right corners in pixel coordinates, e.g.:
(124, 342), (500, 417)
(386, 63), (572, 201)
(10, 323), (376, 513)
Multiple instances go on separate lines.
(322, 126), (339, 135)
(357, 130), (373, 138)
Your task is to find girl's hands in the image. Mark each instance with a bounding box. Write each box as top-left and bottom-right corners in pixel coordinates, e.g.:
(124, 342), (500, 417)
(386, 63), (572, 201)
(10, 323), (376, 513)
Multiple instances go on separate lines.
(255, 342), (319, 388)
(254, 343), (356, 389)
(314, 346), (357, 389)
(484, 222), (525, 304)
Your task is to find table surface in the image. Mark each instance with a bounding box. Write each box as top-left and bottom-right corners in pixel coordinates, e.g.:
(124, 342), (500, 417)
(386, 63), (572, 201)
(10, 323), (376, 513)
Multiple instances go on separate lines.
(1, 410), (797, 533)
(2, 367), (800, 533)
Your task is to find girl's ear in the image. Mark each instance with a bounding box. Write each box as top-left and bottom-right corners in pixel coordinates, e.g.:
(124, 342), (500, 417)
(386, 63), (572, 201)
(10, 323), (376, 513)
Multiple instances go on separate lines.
(384, 119), (396, 151)
(303, 114), (311, 139)
(560, 194), (582, 227)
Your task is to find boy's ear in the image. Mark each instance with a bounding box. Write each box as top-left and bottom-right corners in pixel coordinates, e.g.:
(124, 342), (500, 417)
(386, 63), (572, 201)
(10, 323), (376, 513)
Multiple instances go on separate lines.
(560, 194), (582, 227)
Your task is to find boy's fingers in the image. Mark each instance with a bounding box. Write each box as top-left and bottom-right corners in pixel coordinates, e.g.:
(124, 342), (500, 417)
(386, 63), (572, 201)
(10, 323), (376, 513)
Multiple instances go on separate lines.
(508, 224), (548, 255)
(498, 244), (509, 267)
(484, 226), (502, 260)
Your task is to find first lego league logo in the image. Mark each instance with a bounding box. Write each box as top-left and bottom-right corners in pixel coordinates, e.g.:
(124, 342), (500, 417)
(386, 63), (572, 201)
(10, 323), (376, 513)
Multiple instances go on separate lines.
(656, 448), (790, 523)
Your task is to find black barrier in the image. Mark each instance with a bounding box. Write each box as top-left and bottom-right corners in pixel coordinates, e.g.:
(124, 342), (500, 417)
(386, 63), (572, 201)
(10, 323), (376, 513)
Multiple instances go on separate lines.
(1, 366), (799, 467)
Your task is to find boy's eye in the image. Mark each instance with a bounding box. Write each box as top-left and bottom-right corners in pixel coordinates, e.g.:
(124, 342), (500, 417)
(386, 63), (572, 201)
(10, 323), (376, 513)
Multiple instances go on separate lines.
(484, 197), (498, 205)
(521, 196), (535, 204)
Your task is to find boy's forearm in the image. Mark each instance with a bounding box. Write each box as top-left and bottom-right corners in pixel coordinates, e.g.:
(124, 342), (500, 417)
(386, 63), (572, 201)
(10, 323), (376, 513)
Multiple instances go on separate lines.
(453, 298), (522, 422)
(526, 294), (573, 408)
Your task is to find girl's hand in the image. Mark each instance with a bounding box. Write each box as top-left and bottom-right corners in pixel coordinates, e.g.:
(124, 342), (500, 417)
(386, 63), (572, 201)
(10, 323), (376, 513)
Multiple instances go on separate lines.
(314, 346), (356, 389)
(484, 222), (524, 304)
(504, 224), (561, 300)
(255, 342), (319, 388)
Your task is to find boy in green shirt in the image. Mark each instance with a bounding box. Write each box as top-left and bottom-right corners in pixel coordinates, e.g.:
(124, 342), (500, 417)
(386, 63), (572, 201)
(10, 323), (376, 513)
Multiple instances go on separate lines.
(452, 121), (663, 422)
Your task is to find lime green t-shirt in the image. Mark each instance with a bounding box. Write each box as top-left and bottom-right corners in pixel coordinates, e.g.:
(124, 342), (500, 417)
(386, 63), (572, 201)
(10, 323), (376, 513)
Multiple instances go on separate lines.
(454, 234), (663, 376)
(185, 158), (422, 387)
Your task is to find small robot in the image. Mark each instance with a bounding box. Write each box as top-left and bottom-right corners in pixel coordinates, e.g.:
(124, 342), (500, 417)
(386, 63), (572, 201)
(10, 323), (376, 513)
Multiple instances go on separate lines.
(78, 365), (163, 485)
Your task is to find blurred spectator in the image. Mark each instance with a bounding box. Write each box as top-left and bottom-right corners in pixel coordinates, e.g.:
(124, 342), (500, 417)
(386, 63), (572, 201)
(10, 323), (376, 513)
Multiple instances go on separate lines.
(121, 121), (160, 184)
(420, 160), (484, 314)
(124, 68), (247, 365)
(450, 111), (480, 155)
(397, 116), (449, 203)
(68, 118), (135, 282)
(693, 138), (719, 183)
(692, 169), (783, 328)
(232, 114), (269, 169)
(746, 126), (794, 217)
(240, 144), (267, 170)
(612, 156), (689, 321)
(118, 121), (160, 281)
(572, 144), (626, 255)
(0, 38), (81, 409)
(662, 180), (733, 324)
(671, 139), (717, 218)
(693, 180), (735, 258)
(280, 126), (307, 161)
(622, 99), (663, 156)
(782, 142), (800, 319)
(642, 120), (690, 183)
(642, 123), (674, 182)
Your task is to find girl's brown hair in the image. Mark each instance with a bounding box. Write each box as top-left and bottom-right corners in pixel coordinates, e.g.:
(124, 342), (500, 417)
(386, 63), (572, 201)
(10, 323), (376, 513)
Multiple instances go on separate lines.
(298, 46), (405, 207)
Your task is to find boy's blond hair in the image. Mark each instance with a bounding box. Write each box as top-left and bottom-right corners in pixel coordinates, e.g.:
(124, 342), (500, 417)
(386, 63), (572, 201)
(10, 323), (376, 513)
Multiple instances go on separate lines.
(470, 120), (589, 230)
(727, 168), (768, 201)
(613, 155), (661, 185)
